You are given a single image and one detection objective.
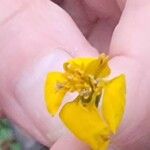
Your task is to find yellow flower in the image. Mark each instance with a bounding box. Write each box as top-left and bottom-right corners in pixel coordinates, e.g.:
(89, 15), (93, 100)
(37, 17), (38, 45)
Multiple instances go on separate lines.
(45, 54), (126, 150)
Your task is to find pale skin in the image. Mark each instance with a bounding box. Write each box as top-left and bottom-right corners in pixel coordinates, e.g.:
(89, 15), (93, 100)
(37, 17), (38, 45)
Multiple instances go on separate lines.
(0, 0), (150, 149)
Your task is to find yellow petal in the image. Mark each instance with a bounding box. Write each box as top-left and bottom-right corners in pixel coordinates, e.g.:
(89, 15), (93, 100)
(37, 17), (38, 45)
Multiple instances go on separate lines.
(101, 74), (126, 133)
(60, 99), (111, 150)
(85, 54), (111, 78)
(64, 57), (95, 72)
(45, 72), (67, 116)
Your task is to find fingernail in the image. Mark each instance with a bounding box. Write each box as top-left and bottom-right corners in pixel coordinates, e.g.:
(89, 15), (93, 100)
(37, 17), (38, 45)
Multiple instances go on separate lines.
(17, 48), (72, 88)
(32, 49), (72, 78)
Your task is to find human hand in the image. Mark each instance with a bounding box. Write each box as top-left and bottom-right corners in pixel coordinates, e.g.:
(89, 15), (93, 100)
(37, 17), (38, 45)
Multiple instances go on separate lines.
(0, 0), (150, 150)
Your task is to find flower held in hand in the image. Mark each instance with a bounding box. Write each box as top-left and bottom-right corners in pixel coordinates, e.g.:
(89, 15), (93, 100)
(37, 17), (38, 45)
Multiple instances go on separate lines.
(45, 54), (126, 150)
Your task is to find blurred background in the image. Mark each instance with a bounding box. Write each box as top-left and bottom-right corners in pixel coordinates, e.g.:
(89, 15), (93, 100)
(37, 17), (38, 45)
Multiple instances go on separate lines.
(0, 119), (48, 150)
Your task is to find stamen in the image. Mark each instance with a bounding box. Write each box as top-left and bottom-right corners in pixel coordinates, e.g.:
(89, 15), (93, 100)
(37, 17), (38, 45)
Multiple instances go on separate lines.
(79, 87), (92, 100)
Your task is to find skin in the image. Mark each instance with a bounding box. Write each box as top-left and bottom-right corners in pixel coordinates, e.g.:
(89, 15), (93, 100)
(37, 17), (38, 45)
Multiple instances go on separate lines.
(0, 0), (150, 149)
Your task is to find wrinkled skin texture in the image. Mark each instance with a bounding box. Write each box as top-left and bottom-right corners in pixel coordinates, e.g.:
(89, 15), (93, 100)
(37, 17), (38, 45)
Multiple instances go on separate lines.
(0, 0), (150, 149)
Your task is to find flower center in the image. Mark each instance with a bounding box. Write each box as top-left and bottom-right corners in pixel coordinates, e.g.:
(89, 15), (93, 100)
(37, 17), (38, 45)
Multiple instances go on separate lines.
(56, 62), (106, 104)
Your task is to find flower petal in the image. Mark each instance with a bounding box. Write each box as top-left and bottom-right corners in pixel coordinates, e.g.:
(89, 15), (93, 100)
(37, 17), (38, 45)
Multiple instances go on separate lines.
(64, 58), (95, 72)
(60, 99), (111, 150)
(101, 75), (126, 133)
(45, 72), (68, 116)
(85, 54), (111, 78)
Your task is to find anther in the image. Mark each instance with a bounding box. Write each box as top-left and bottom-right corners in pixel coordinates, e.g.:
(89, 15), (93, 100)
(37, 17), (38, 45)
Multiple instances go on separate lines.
(56, 82), (65, 90)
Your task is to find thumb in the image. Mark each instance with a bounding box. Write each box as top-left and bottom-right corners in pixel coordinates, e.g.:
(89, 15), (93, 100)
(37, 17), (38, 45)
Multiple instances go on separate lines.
(0, 0), (99, 146)
(109, 0), (150, 149)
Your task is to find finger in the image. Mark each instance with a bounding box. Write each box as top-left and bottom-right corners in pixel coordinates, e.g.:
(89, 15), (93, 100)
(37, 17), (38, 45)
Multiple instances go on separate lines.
(0, 49), (73, 144)
(51, 134), (90, 150)
(0, 0), (99, 145)
(0, 0), (96, 150)
(109, 0), (150, 149)
(110, 0), (150, 60)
